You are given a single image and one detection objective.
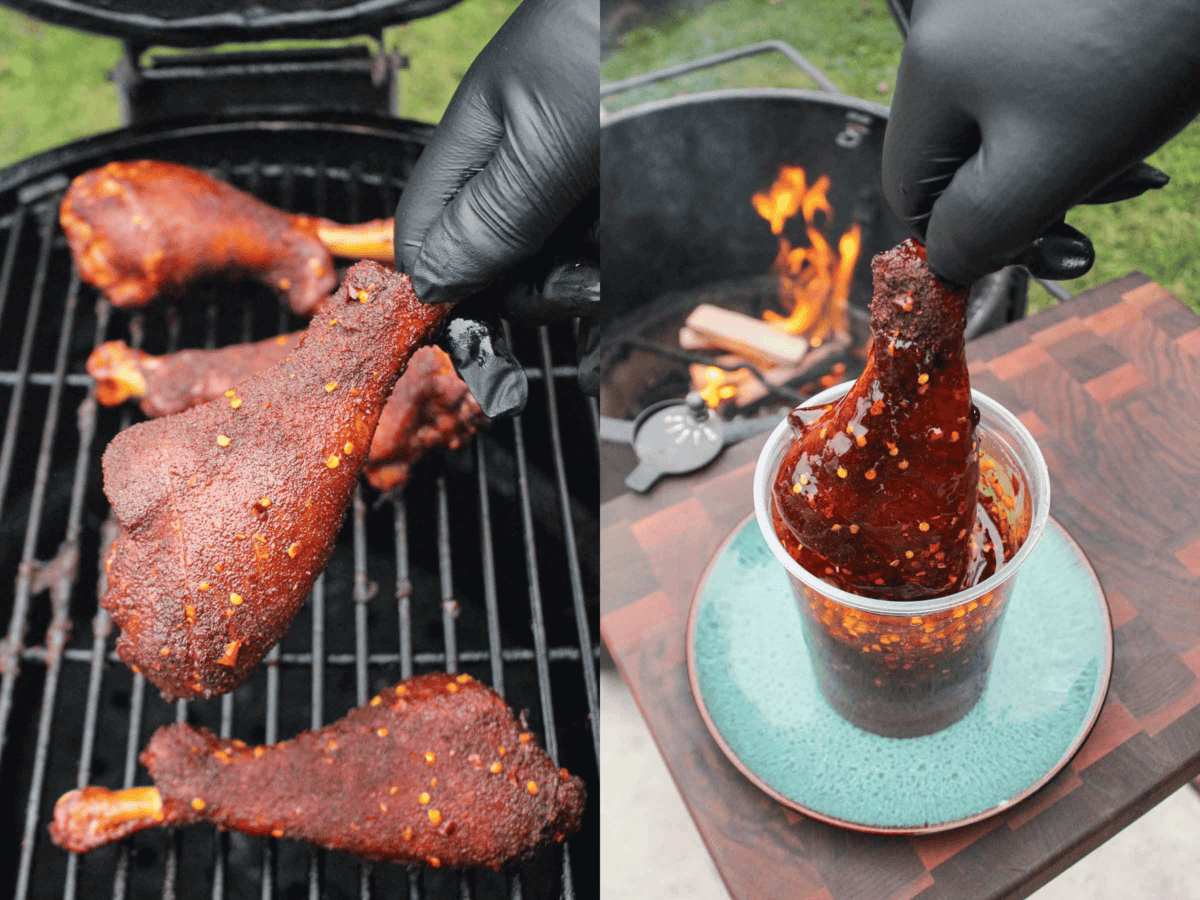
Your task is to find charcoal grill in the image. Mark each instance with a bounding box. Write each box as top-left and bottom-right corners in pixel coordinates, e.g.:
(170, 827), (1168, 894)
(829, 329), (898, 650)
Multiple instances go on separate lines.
(598, 42), (1028, 498)
(0, 6), (600, 898)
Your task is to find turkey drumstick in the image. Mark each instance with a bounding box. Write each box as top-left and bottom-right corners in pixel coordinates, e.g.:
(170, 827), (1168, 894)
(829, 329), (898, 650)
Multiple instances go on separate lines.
(60, 160), (395, 314)
(50, 673), (586, 870)
(88, 339), (486, 493)
(100, 261), (447, 700)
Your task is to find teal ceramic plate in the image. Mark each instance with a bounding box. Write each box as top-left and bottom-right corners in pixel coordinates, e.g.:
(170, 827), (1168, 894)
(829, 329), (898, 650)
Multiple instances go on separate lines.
(687, 514), (1113, 834)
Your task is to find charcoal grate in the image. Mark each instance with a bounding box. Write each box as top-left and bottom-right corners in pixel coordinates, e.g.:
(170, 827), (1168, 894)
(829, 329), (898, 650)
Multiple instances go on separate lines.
(0, 133), (599, 900)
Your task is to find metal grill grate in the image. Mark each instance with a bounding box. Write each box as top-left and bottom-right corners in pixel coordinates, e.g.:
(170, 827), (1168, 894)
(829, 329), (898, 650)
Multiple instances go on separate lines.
(0, 133), (599, 900)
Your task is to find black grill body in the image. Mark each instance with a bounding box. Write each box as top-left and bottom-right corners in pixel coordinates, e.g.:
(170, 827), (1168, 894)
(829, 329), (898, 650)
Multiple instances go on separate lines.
(0, 115), (599, 900)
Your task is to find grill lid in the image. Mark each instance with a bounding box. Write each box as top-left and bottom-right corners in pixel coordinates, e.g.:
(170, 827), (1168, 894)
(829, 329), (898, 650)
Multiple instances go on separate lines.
(4, 0), (465, 47)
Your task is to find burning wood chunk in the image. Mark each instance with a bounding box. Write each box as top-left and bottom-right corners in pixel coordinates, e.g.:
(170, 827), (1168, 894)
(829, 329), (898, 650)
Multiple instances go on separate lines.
(87, 339), (486, 493)
(685, 304), (810, 368)
(100, 261), (447, 701)
(50, 673), (586, 870)
(60, 160), (394, 314)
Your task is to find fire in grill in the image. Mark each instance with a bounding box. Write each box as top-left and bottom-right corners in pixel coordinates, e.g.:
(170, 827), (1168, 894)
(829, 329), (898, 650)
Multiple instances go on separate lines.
(599, 48), (1029, 498)
(0, 119), (599, 900)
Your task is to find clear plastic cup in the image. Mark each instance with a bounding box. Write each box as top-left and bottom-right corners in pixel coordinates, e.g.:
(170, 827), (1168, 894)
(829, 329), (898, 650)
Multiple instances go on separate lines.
(753, 383), (1051, 737)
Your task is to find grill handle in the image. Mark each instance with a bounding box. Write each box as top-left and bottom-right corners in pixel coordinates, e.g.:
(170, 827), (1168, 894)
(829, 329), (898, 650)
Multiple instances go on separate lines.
(600, 40), (840, 100)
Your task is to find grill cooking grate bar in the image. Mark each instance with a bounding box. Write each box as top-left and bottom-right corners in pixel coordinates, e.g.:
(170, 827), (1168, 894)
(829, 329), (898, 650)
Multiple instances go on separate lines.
(538, 328), (599, 765)
(15, 262), (87, 900)
(0, 206), (56, 764)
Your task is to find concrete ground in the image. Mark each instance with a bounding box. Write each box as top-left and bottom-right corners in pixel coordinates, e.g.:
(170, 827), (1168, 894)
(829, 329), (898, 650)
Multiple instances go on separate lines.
(601, 660), (1200, 900)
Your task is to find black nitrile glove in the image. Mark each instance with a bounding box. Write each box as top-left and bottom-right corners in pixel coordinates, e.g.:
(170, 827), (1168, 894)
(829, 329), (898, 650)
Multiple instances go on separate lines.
(882, 0), (1200, 287)
(394, 0), (599, 417)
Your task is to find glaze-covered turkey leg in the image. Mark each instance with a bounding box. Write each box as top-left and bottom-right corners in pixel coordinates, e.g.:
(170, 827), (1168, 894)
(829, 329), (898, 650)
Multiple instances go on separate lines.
(88, 340), (486, 492)
(60, 160), (394, 315)
(50, 673), (585, 869)
(771, 239), (980, 600)
(100, 261), (446, 700)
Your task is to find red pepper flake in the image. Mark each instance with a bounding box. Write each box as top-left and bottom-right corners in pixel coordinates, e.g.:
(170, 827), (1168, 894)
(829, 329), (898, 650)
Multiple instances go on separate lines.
(428, 809), (442, 825)
(519, 732), (532, 744)
(191, 797), (206, 811)
(376, 727), (388, 737)
(229, 593), (243, 606)
(526, 781), (538, 795)
(216, 434), (231, 447)
(326, 454), (341, 469)
(217, 639), (242, 667)
(324, 381), (338, 393)
(287, 542), (301, 558)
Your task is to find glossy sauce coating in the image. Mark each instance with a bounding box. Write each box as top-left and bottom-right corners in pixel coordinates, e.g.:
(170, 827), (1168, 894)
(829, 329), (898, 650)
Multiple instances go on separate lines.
(100, 262), (447, 700)
(772, 239), (981, 600)
(50, 673), (585, 869)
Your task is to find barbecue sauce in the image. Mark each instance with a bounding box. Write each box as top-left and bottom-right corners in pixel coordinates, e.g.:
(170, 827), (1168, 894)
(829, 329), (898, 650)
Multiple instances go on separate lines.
(771, 239), (992, 601)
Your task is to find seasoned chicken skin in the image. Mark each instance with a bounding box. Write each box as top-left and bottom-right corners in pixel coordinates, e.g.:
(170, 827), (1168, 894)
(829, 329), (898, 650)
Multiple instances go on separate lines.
(50, 673), (585, 869)
(100, 262), (447, 700)
(60, 160), (393, 314)
(87, 333), (305, 417)
(88, 339), (486, 492)
(359, 343), (486, 492)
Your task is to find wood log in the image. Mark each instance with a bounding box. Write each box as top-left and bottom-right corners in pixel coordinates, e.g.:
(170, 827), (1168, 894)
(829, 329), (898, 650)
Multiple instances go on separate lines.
(685, 304), (810, 368)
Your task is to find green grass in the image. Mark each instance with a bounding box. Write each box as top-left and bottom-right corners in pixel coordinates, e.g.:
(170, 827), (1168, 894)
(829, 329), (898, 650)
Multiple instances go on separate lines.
(0, 11), (123, 165)
(0, 0), (518, 168)
(604, 0), (1200, 312)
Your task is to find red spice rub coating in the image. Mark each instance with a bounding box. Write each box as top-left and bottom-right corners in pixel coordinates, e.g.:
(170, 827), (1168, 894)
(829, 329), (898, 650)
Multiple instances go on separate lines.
(61, 160), (338, 314)
(88, 340), (486, 492)
(50, 673), (585, 869)
(360, 345), (486, 492)
(100, 261), (447, 700)
(771, 239), (980, 599)
(88, 333), (304, 417)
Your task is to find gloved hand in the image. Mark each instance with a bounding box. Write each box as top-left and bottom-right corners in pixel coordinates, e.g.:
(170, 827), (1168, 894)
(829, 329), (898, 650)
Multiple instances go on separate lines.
(394, 0), (600, 417)
(882, 0), (1200, 286)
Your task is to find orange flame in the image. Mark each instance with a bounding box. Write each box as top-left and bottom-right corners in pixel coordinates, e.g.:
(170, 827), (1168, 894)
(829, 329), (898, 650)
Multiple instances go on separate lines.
(751, 166), (861, 346)
(698, 366), (740, 408)
(692, 364), (754, 410)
